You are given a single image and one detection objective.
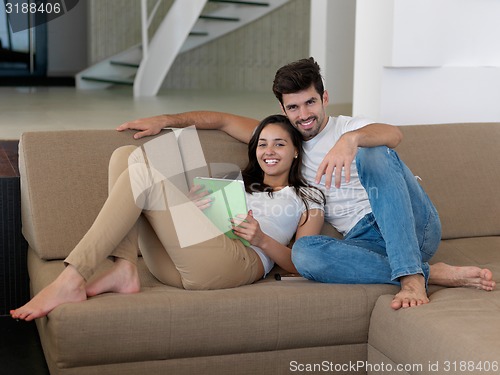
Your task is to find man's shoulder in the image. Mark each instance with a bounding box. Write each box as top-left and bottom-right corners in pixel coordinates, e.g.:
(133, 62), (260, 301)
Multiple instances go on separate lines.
(333, 115), (373, 132)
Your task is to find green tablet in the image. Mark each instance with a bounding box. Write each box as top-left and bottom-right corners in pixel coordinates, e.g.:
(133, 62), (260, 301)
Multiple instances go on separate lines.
(193, 177), (250, 247)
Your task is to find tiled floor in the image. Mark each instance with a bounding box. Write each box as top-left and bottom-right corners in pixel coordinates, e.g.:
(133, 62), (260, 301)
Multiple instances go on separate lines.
(0, 86), (281, 140)
(0, 85), (350, 140)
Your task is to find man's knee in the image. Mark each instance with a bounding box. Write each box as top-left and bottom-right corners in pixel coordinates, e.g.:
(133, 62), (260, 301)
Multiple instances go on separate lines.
(356, 146), (393, 170)
(356, 146), (406, 190)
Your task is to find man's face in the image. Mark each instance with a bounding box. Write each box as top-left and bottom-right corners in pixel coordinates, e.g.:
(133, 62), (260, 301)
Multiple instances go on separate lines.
(281, 85), (329, 141)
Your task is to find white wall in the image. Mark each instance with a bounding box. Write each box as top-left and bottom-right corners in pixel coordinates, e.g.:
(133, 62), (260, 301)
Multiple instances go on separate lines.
(353, 0), (500, 125)
(309, 0), (356, 105)
(352, 0), (394, 120)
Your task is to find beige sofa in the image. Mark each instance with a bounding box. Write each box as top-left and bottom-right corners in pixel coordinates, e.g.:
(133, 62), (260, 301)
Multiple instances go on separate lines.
(19, 123), (500, 375)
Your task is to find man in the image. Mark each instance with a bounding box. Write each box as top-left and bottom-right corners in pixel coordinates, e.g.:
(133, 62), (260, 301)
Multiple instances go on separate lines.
(118, 57), (495, 309)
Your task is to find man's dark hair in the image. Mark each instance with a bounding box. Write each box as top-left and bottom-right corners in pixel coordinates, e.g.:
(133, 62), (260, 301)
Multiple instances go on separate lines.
(272, 57), (325, 106)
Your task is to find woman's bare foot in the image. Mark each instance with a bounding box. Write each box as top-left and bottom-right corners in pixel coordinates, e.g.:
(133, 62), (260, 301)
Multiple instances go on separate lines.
(429, 262), (496, 291)
(86, 258), (140, 297)
(10, 265), (86, 321)
(391, 274), (429, 310)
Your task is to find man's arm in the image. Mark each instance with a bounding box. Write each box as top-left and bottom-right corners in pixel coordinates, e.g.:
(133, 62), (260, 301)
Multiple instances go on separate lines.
(347, 123), (403, 149)
(117, 111), (259, 143)
(316, 123), (403, 189)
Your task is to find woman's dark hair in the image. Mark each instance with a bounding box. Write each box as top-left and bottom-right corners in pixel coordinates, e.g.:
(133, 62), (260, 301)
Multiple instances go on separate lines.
(242, 114), (325, 224)
(272, 57), (325, 107)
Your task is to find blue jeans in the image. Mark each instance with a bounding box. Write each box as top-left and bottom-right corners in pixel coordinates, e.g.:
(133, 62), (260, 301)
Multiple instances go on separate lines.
(292, 146), (442, 286)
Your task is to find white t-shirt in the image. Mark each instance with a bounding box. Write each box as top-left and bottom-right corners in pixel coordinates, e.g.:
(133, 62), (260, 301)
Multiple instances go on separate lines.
(246, 186), (324, 276)
(301, 116), (373, 235)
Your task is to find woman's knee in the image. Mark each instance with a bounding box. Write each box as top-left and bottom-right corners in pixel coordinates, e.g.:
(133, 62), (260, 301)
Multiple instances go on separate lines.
(110, 145), (138, 172)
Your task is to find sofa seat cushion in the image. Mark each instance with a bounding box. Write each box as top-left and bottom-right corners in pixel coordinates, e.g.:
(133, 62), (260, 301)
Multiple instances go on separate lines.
(368, 237), (500, 373)
(369, 291), (500, 373)
(430, 237), (500, 275)
(29, 249), (397, 369)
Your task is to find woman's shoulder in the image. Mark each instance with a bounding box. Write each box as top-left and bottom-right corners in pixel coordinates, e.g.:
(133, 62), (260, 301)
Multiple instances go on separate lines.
(279, 186), (324, 205)
(298, 185), (324, 198)
(296, 186), (326, 210)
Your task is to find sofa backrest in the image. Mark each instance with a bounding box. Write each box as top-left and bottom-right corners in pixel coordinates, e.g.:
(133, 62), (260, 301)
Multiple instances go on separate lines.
(396, 123), (500, 240)
(19, 129), (248, 260)
(19, 123), (500, 261)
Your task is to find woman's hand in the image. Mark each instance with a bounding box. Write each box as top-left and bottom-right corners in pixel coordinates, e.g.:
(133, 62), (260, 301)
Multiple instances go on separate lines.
(188, 184), (212, 210)
(233, 210), (303, 273)
(231, 210), (266, 247)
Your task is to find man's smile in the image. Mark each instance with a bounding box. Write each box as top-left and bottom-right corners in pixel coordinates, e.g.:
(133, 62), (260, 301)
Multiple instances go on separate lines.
(297, 117), (317, 130)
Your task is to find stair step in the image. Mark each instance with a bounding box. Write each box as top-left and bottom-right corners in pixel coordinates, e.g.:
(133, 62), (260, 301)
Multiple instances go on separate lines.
(80, 76), (134, 86)
(208, 0), (270, 6)
(199, 15), (240, 22)
(189, 31), (210, 36)
(109, 60), (140, 68)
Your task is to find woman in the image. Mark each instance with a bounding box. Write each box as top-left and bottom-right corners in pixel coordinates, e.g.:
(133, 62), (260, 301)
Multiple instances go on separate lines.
(11, 114), (325, 321)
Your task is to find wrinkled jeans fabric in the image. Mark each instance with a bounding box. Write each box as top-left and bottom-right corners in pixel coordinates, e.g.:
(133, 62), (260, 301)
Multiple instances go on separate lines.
(292, 146), (442, 286)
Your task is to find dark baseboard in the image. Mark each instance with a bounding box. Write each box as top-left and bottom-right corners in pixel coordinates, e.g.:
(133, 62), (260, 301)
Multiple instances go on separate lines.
(0, 76), (75, 87)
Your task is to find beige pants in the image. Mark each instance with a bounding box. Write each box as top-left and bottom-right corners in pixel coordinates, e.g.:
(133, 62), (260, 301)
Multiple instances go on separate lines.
(65, 145), (263, 290)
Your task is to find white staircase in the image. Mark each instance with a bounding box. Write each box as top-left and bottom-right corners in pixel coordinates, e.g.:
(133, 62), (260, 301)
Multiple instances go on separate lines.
(76, 0), (290, 97)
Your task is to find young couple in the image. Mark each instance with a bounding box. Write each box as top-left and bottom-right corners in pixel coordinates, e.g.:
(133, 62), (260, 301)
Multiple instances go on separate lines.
(11, 113), (325, 321)
(12, 58), (495, 321)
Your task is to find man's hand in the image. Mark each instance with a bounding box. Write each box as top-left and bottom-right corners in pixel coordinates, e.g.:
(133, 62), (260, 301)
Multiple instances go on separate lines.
(315, 124), (402, 189)
(116, 115), (169, 139)
(315, 132), (358, 189)
(117, 111), (259, 143)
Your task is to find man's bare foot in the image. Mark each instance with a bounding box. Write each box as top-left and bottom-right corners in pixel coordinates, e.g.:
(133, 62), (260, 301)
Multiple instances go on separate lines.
(86, 258), (140, 297)
(429, 262), (496, 291)
(10, 265), (86, 321)
(391, 274), (429, 310)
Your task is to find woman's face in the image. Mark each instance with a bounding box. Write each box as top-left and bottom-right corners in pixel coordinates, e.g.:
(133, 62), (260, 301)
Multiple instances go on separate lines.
(256, 123), (297, 185)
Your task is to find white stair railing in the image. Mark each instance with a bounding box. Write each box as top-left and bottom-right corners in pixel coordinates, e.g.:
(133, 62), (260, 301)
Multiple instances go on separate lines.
(134, 0), (207, 97)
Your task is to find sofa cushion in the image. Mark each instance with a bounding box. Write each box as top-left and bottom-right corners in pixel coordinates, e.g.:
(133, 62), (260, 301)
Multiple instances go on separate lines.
(431, 237), (500, 276)
(28, 249), (397, 369)
(21, 124), (500, 259)
(396, 123), (500, 240)
(369, 291), (500, 374)
(368, 236), (500, 373)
